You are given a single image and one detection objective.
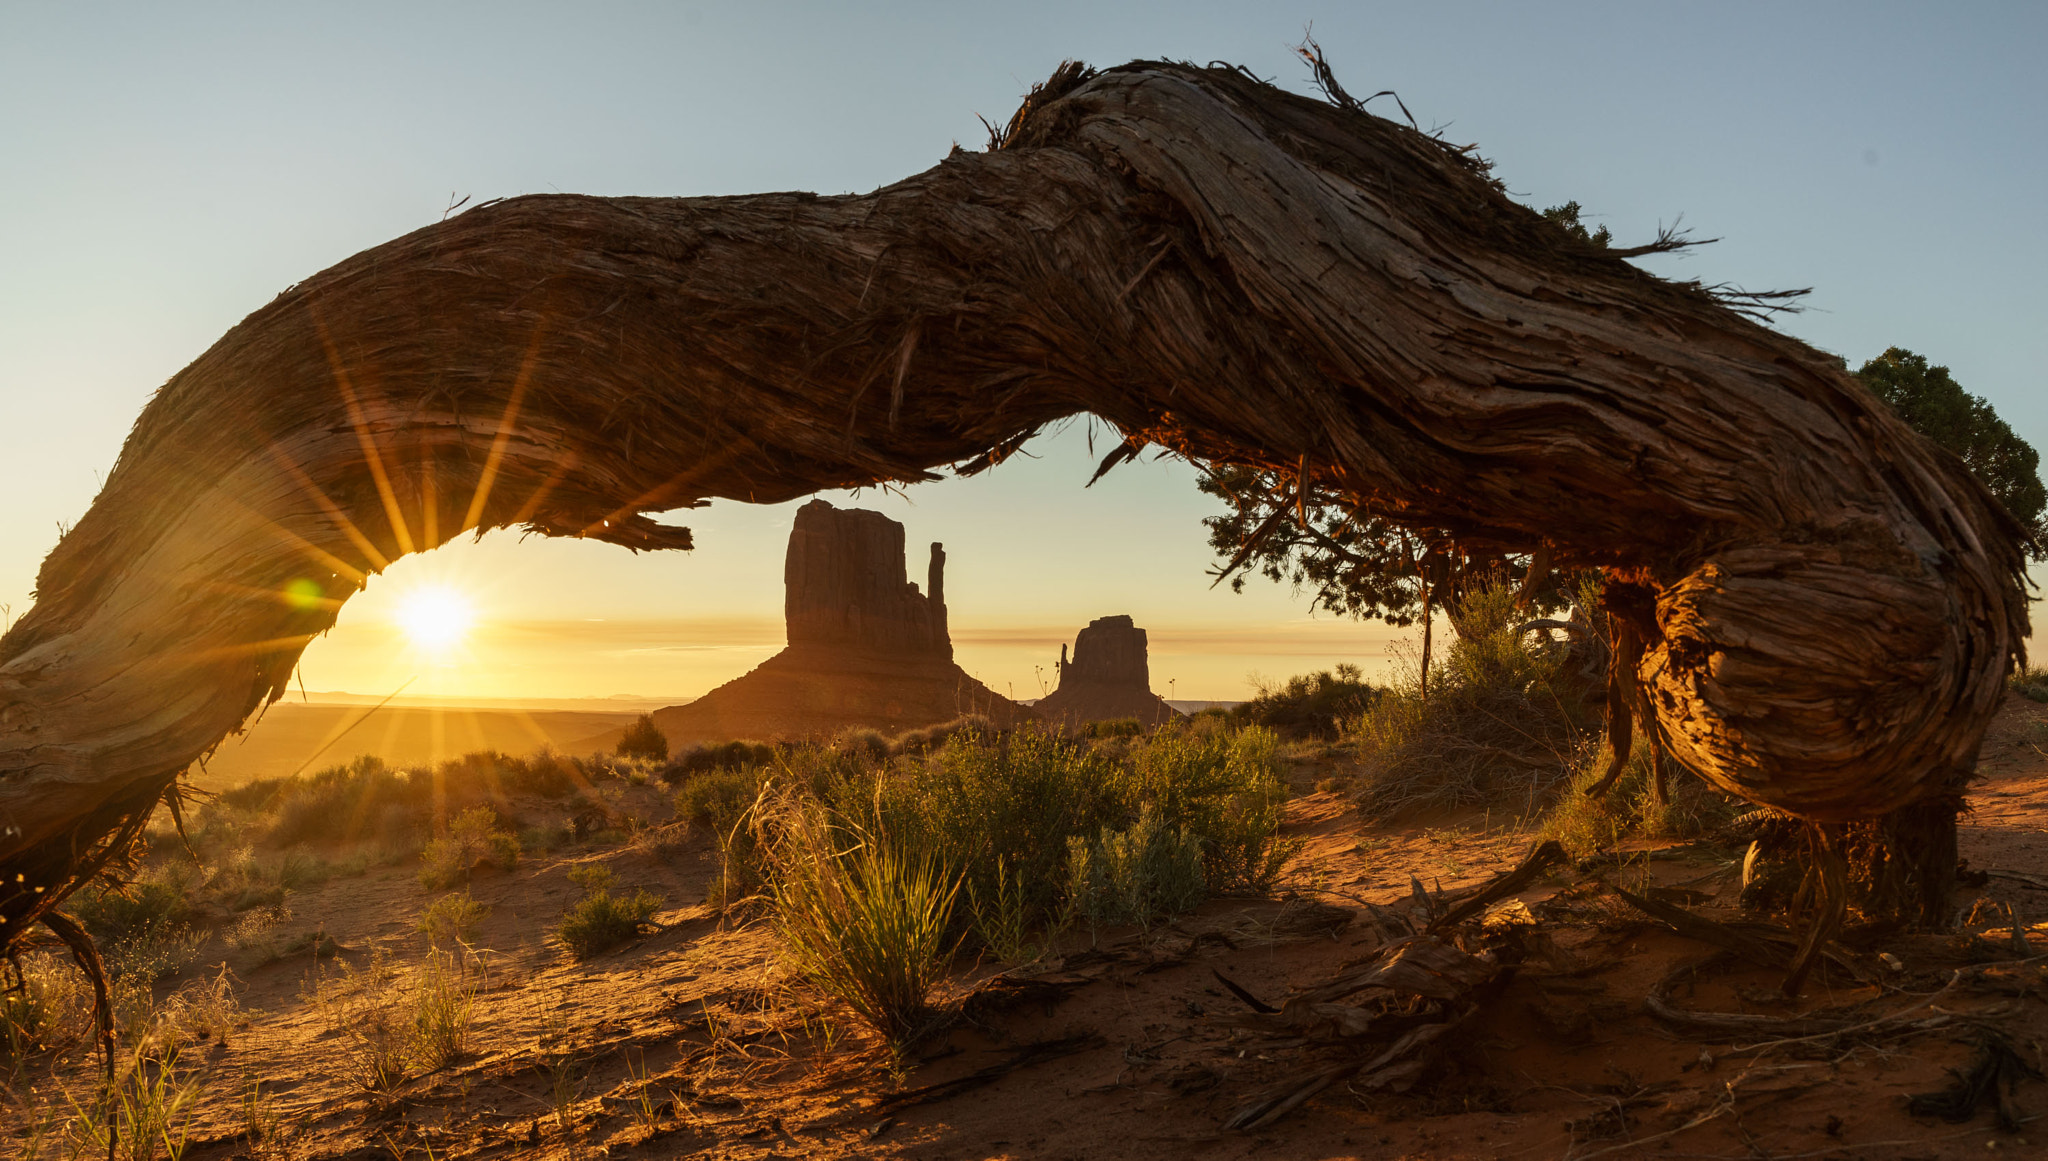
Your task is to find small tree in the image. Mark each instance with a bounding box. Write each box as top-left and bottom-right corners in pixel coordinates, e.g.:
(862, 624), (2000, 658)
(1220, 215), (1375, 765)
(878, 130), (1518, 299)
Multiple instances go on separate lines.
(615, 714), (669, 762)
(1856, 348), (2045, 558)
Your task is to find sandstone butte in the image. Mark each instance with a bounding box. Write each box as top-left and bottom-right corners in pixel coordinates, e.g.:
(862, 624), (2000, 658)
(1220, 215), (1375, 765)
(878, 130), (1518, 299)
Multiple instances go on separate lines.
(625, 499), (1034, 747)
(1032, 614), (1183, 730)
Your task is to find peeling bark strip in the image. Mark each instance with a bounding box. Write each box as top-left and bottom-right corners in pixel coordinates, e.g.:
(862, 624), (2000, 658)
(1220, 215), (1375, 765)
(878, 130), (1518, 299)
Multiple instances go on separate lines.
(0, 61), (2026, 945)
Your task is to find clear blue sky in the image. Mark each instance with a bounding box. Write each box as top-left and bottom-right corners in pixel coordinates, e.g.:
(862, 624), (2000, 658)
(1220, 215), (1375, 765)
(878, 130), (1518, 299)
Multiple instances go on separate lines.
(2, 2), (2042, 701)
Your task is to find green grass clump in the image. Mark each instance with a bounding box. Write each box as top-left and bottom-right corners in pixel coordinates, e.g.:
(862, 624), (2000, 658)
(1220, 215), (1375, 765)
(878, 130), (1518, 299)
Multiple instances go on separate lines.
(763, 802), (960, 1045)
(418, 807), (520, 890)
(556, 865), (662, 958)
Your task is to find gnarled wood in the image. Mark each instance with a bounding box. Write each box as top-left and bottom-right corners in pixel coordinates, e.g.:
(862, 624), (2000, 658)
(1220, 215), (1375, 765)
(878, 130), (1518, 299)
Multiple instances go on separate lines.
(0, 61), (2026, 946)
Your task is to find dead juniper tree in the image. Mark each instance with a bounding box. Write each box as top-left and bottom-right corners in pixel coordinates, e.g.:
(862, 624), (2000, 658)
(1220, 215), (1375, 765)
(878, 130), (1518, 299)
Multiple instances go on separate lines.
(0, 60), (2026, 978)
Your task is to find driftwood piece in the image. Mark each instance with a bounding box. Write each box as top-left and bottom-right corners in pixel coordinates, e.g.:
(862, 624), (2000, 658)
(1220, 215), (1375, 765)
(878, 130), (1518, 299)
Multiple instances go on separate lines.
(0, 60), (2028, 943)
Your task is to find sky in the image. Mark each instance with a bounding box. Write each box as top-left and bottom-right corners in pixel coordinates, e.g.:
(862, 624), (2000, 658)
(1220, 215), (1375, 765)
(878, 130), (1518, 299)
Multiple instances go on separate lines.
(1, 2), (2043, 704)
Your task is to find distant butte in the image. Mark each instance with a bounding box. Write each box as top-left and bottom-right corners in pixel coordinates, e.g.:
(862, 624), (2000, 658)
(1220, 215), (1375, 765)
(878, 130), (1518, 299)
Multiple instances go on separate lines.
(630, 500), (1033, 746)
(1032, 614), (1181, 729)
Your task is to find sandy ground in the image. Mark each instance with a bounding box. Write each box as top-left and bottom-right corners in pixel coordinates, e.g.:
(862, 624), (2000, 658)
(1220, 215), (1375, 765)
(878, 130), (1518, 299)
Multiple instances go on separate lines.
(12, 702), (2048, 1160)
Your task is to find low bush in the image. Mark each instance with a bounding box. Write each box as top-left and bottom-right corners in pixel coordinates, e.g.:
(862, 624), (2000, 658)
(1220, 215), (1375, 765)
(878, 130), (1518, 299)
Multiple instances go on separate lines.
(1080, 717), (1143, 739)
(660, 739), (776, 785)
(1066, 806), (1206, 929)
(887, 714), (994, 756)
(417, 890), (489, 945)
(1231, 663), (1379, 738)
(556, 865), (662, 958)
(615, 714), (670, 762)
(1543, 746), (1739, 859)
(2012, 666), (2048, 704)
(1348, 578), (1602, 819)
(673, 765), (769, 835)
(418, 807), (520, 890)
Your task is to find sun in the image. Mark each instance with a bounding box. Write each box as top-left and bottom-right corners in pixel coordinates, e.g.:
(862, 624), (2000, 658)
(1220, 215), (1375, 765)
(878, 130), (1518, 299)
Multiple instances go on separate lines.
(392, 586), (475, 651)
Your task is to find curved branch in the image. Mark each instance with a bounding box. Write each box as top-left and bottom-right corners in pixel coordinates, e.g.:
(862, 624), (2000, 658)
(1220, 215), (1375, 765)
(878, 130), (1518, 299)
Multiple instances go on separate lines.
(0, 60), (2026, 945)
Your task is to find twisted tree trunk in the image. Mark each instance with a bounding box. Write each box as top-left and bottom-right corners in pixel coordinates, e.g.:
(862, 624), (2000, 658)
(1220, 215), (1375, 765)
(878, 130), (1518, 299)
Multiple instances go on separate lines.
(0, 61), (2026, 948)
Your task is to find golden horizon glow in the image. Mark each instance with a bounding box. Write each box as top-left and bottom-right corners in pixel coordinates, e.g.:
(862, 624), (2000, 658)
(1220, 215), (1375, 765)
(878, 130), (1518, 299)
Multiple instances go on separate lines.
(392, 586), (475, 653)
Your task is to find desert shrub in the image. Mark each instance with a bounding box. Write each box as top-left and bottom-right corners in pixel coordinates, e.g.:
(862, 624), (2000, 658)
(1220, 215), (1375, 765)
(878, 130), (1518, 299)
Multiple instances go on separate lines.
(1543, 745), (1739, 859)
(2012, 666), (2048, 704)
(0, 951), (86, 1068)
(673, 765), (771, 834)
(764, 801), (960, 1044)
(1066, 806), (1207, 929)
(1348, 578), (1602, 819)
(1122, 723), (1299, 893)
(418, 806), (520, 890)
(71, 866), (195, 945)
(418, 890), (490, 944)
(1081, 717), (1143, 739)
(498, 750), (581, 798)
(1232, 663), (1379, 738)
(659, 739), (777, 785)
(556, 865), (662, 958)
(879, 727), (1123, 935)
(887, 714), (994, 755)
(615, 714), (670, 762)
(833, 727), (891, 764)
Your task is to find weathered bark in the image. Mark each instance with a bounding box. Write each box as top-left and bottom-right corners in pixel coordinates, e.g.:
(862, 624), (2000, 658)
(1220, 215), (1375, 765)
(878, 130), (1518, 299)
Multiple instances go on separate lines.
(0, 61), (2026, 946)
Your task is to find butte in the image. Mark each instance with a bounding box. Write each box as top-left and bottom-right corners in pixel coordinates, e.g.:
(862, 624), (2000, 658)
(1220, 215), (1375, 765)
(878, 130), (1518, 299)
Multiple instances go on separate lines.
(631, 499), (1033, 746)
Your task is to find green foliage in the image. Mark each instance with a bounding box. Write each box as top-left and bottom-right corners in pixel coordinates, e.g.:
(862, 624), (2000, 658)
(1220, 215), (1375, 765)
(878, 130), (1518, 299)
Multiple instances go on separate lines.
(1542, 746), (1738, 859)
(763, 804), (960, 1044)
(418, 807), (520, 891)
(733, 722), (1296, 965)
(2011, 666), (2048, 704)
(887, 714), (995, 755)
(673, 765), (770, 834)
(1121, 724), (1299, 893)
(661, 739), (776, 784)
(615, 714), (670, 762)
(1348, 577), (1601, 818)
(1857, 347), (2046, 556)
(1231, 663), (1379, 738)
(417, 890), (489, 945)
(1539, 200), (1612, 248)
(1065, 806), (1207, 929)
(556, 864), (662, 958)
(1080, 717), (1143, 738)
